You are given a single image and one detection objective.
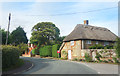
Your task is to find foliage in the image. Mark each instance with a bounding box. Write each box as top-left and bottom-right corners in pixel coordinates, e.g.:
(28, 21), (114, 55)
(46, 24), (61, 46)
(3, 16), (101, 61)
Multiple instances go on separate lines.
(114, 37), (120, 58)
(30, 22), (60, 46)
(85, 53), (92, 62)
(2, 45), (20, 69)
(57, 36), (66, 45)
(39, 45), (52, 57)
(10, 26), (28, 46)
(103, 60), (108, 63)
(32, 48), (35, 55)
(89, 44), (104, 49)
(3, 59), (24, 71)
(0, 28), (10, 44)
(17, 43), (28, 56)
(108, 59), (113, 63)
(62, 50), (68, 59)
(112, 57), (119, 63)
(95, 52), (102, 61)
(52, 44), (60, 58)
(89, 44), (113, 49)
(72, 58), (78, 61)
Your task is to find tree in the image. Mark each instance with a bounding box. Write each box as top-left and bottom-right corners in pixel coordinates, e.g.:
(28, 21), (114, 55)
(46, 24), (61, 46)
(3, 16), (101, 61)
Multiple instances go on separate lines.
(10, 26), (28, 46)
(114, 37), (120, 58)
(0, 28), (10, 44)
(30, 22), (60, 46)
(17, 43), (28, 56)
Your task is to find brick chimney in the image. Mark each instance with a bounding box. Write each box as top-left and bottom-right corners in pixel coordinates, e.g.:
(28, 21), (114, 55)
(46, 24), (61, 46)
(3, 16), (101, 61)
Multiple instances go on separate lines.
(84, 20), (89, 25)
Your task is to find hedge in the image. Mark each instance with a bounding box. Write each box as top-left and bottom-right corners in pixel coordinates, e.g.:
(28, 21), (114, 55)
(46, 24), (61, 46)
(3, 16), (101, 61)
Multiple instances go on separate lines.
(2, 45), (20, 69)
(39, 45), (52, 57)
(52, 44), (60, 58)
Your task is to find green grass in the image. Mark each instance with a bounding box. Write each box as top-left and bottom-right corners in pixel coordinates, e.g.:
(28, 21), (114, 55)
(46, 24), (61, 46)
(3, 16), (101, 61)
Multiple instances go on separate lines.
(3, 59), (24, 71)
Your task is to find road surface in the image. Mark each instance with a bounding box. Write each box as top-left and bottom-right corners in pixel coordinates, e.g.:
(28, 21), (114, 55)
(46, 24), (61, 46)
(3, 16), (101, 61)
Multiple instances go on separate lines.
(20, 57), (97, 74)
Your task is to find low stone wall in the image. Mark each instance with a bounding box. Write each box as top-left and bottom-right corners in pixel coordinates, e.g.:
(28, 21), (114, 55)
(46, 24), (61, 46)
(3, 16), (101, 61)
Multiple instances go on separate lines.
(81, 49), (116, 61)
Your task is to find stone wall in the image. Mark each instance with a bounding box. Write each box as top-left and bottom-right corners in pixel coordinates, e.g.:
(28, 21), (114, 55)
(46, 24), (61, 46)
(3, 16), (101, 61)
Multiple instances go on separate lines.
(81, 49), (116, 60)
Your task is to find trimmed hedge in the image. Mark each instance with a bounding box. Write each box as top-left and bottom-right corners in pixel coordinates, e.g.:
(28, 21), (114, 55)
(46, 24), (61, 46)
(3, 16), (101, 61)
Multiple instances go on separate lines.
(39, 45), (52, 57)
(52, 44), (60, 58)
(2, 45), (20, 69)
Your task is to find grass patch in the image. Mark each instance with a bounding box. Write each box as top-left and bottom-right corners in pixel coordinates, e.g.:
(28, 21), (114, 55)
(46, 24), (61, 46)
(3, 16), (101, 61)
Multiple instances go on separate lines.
(3, 59), (24, 72)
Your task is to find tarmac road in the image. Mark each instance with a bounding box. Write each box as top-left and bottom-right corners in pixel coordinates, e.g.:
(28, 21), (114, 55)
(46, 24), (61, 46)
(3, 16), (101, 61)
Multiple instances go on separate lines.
(21, 57), (97, 74)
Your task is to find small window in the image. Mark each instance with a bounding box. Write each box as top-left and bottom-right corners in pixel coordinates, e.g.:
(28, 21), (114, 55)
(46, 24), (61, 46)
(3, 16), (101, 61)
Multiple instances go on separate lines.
(104, 42), (109, 46)
(96, 41), (98, 44)
(71, 41), (74, 46)
(86, 40), (91, 44)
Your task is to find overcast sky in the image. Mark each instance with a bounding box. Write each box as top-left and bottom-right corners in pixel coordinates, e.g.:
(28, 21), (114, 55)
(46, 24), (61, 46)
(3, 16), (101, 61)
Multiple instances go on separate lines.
(0, 0), (119, 40)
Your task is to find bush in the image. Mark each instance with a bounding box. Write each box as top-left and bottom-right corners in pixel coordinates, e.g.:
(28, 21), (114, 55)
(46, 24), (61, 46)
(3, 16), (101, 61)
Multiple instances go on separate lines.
(103, 60), (108, 63)
(2, 45), (20, 69)
(89, 44), (104, 49)
(17, 43), (28, 56)
(72, 58), (78, 61)
(39, 45), (52, 57)
(112, 57), (119, 63)
(85, 53), (92, 62)
(108, 59), (113, 63)
(52, 44), (60, 58)
(95, 52), (102, 61)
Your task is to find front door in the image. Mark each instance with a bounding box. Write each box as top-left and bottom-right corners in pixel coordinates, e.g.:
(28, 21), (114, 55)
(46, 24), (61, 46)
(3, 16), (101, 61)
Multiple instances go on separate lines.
(68, 50), (71, 59)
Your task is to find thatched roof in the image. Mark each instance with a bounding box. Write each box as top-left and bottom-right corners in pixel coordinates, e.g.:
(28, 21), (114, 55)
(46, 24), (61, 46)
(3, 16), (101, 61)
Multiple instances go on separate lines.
(63, 24), (118, 42)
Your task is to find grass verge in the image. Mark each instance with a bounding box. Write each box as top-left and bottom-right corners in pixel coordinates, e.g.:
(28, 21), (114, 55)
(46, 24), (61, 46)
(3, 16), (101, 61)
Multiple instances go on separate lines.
(3, 59), (24, 72)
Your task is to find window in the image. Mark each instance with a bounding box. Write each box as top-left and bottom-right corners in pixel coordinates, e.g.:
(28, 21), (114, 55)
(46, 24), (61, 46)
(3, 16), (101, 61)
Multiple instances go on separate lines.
(96, 41), (98, 44)
(86, 40), (91, 44)
(71, 41), (74, 46)
(104, 42), (109, 46)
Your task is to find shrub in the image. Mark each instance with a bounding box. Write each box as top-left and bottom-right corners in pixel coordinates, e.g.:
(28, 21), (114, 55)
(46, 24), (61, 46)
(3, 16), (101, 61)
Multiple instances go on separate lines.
(112, 57), (119, 63)
(17, 43), (28, 56)
(2, 45), (20, 69)
(52, 44), (60, 58)
(72, 58), (78, 61)
(108, 59), (113, 63)
(103, 60), (108, 63)
(62, 50), (68, 59)
(39, 45), (52, 57)
(89, 44), (104, 49)
(85, 53), (92, 62)
(95, 52), (102, 61)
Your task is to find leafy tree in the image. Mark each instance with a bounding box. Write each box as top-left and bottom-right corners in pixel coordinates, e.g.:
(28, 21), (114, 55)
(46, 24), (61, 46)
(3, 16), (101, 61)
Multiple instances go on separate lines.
(57, 36), (66, 44)
(30, 22), (60, 46)
(17, 43), (28, 55)
(10, 26), (28, 46)
(114, 37), (120, 58)
(0, 28), (10, 44)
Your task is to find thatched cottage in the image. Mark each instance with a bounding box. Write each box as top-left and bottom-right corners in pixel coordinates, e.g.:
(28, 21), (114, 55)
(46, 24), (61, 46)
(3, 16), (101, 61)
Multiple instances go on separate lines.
(59, 20), (118, 60)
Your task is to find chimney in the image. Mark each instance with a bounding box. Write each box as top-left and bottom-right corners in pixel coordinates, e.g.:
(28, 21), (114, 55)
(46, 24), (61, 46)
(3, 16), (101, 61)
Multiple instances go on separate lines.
(84, 20), (89, 25)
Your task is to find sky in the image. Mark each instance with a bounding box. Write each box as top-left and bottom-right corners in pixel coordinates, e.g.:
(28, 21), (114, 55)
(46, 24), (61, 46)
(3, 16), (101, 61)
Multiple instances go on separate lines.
(0, 0), (119, 40)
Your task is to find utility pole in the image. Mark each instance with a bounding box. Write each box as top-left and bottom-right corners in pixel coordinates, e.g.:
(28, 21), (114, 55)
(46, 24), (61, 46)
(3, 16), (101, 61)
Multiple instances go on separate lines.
(5, 13), (11, 45)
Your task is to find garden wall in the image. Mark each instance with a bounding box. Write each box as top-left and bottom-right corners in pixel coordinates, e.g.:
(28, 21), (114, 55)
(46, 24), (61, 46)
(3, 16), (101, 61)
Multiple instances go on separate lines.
(81, 49), (116, 61)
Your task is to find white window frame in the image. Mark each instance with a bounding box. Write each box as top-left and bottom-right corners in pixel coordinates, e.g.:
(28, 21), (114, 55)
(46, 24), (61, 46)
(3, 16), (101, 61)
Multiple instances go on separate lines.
(86, 40), (91, 44)
(71, 41), (74, 46)
(96, 41), (98, 44)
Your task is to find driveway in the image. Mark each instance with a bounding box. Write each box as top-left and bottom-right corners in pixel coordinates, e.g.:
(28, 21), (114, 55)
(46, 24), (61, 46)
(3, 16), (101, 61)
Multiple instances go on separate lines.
(20, 57), (97, 74)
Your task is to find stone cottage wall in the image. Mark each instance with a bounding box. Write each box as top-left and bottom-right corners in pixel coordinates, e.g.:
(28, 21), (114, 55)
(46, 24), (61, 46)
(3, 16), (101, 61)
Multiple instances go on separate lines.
(81, 49), (116, 61)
